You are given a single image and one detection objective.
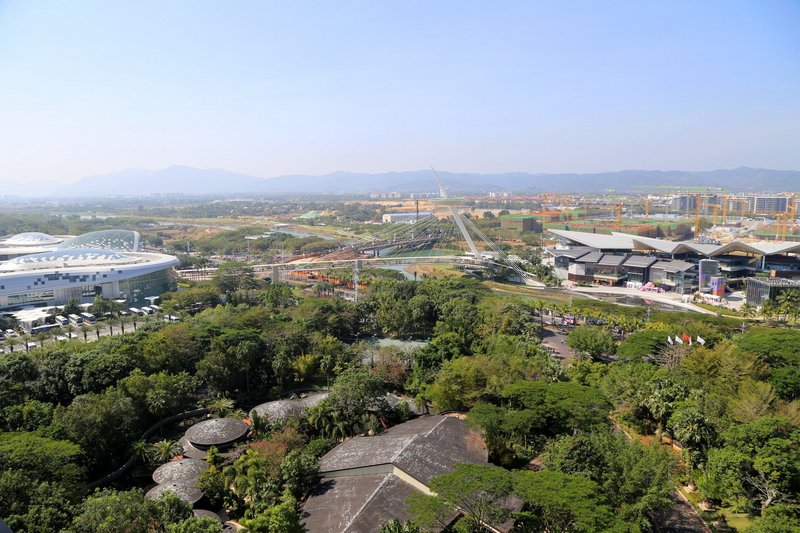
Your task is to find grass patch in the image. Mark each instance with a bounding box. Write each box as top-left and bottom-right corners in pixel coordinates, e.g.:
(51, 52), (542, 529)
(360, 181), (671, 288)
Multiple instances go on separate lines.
(693, 302), (745, 317)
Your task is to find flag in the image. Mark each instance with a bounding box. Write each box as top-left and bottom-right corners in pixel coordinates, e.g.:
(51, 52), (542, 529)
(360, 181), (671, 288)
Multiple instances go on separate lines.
(667, 336), (674, 345)
(683, 333), (691, 343)
(689, 337), (692, 346)
(675, 336), (684, 344)
(697, 336), (706, 345)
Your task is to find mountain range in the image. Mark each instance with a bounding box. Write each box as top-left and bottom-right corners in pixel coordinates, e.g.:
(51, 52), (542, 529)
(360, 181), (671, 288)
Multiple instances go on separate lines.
(4, 166), (800, 198)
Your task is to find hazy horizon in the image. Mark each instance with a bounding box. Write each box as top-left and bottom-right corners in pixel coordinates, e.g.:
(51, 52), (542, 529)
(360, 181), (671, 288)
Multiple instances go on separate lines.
(1, 1), (798, 184)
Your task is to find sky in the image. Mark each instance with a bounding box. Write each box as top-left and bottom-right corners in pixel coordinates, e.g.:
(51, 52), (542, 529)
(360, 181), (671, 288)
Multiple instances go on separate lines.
(0, 1), (798, 183)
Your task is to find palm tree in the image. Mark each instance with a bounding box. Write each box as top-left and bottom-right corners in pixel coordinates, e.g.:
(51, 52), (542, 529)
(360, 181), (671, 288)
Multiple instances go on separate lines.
(93, 322), (102, 340)
(740, 302), (756, 320)
(249, 412), (270, 439)
(777, 289), (800, 324)
(759, 300), (778, 326)
(117, 315), (126, 335)
(4, 337), (14, 353)
(531, 299), (546, 327)
(34, 331), (48, 348)
(80, 324), (90, 342)
(131, 440), (152, 464)
(64, 323), (75, 340)
(740, 302), (756, 333)
(150, 439), (182, 463)
(207, 397), (235, 418)
(21, 333), (31, 353)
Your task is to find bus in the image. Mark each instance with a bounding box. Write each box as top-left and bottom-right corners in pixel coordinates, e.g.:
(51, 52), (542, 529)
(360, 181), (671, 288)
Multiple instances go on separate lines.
(149, 304), (162, 313)
(31, 324), (60, 335)
(55, 316), (69, 327)
(80, 312), (96, 324)
(68, 314), (83, 326)
(128, 308), (144, 316)
(140, 306), (154, 315)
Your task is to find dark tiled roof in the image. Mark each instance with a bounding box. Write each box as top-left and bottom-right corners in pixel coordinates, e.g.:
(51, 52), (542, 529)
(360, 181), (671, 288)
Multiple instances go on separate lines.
(546, 246), (593, 259)
(303, 474), (416, 533)
(596, 254), (627, 267)
(184, 418), (248, 448)
(318, 416), (487, 482)
(305, 416), (489, 533)
(576, 251), (603, 263)
(653, 260), (697, 273)
(623, 255), (658, 268)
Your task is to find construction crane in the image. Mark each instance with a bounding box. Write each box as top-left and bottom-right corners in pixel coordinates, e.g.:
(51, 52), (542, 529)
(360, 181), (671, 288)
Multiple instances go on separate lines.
(643, 197), (652, 218)
(616, 201), (623, 228)
(694, 193), (702, 239)
(721, 193), (728, 225)
(776, 213), (785, 241)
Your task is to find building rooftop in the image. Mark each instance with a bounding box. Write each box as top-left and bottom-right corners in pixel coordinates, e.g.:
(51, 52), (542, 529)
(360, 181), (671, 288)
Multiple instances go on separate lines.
(303, 474), (419, 533)
(145, 481), (204, 505)
(0, 248), (140, 272)
(623, 255), (658, 268)
(747, 277), (800, 287)
(597, 254), (627, 267)
(576, 251), (604, 263)
(1, 232), (62, 246)
(184, 417), (249, 449)
(250, 392), (329, 423)
(549, 229), (635, 250)
(57, 229), (140, 252)
(304, 416), (490, 533)
(552, 228), (800, 258)
(652, 260), (697, 273)
(152, 458), (208, 485)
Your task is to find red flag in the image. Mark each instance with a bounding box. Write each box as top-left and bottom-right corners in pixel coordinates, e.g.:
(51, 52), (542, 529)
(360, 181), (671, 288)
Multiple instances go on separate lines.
(682, 333), (691, 343)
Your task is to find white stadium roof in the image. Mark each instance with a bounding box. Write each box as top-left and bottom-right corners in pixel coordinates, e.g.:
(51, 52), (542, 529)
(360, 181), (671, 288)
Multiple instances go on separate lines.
(1, 232), (63, 246)
(0, 248), (142, 272)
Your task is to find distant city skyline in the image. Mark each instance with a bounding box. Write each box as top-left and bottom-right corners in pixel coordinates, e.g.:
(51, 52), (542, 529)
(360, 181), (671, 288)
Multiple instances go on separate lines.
(0, 1), (798, 183)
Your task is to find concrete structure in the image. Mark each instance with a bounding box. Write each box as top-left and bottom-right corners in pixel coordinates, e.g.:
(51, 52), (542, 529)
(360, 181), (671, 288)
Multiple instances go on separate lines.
(499, 214), (540, 232)
(748, 195), (790, 215)
(302, 415), (513, 533)
(745, 277), (800, 306)
(381, 212), (434, 224)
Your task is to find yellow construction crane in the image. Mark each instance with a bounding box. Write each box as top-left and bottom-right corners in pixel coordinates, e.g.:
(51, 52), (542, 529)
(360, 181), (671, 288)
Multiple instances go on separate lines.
(721, 193), (728, 225)
(616, 201), (623, 228)
(643, 197), (652, 218)
(694, 193), (702, 239)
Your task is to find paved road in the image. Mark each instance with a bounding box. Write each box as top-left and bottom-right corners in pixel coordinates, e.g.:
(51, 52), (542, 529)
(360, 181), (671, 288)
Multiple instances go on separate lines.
(540, 327), (572, 362)
(656, 492), (711, 533)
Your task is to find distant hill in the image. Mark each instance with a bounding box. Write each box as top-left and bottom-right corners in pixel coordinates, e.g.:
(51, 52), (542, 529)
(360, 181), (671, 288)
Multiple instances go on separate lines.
(11, 165), (800, 197)
(53, 166), (268, 197)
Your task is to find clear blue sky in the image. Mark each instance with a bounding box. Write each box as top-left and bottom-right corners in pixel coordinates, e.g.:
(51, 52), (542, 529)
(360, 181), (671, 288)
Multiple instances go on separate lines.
(0, 1), (798, 182)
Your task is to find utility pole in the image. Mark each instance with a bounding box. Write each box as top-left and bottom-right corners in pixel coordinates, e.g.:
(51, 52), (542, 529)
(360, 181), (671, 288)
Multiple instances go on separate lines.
(353, 259), (360, 303)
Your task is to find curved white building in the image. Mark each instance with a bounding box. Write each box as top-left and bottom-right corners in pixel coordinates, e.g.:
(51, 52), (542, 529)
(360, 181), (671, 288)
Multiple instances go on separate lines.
(0, 231), (66, 260)
(0, 230), (179, 310)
